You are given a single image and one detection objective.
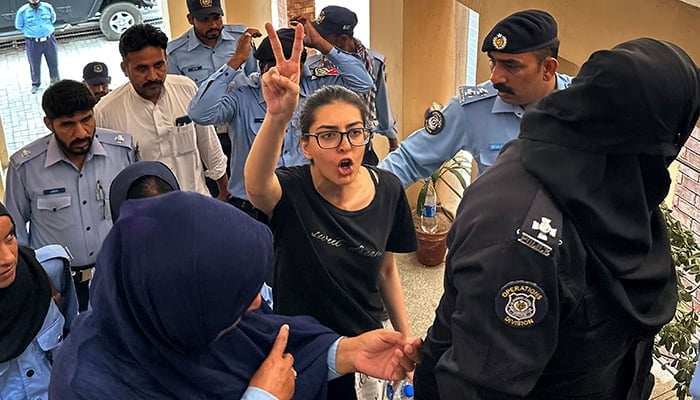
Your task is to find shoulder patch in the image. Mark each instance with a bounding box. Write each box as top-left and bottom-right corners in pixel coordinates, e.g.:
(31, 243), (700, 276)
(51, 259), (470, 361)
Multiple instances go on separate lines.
(515, 189), (563, 257)
(10, 136), (50, 168)
(367, 49), (385, 64)
(458, 84), (497, 105)
(224, 24), (247, 34)
(424, 102), (444, 135)
(95, 130), (133, 150)
(311, 66), (339, 80)
(495, 280), (549, 328)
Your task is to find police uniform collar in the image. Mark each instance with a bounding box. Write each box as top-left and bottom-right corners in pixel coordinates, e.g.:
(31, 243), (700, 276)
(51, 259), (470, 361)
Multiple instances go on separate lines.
(45, 134), (106, 168)
(491, 96), (521, 115)
(219, 26), (240, 42)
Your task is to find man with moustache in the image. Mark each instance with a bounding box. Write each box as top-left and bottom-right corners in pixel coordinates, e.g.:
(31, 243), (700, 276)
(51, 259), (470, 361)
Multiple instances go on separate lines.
(167, 0), (259, 197)
(82, 61), (112, 101)
(15, 0), (60, 94)
(167, 0), (258, 84)
(4, 80), (134, 311)
(96, 24), (229, 198)
(378, 9), (572, 186)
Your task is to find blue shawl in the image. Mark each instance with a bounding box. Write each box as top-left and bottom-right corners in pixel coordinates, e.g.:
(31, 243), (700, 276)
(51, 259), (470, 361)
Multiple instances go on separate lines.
(50, 191), (339, 399)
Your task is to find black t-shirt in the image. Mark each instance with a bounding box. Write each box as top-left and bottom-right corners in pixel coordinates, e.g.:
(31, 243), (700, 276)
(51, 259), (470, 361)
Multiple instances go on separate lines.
(271, 165), (417, 337)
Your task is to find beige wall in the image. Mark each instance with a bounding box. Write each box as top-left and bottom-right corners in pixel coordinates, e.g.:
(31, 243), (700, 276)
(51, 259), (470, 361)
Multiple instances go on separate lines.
(459, 0), (700, 82)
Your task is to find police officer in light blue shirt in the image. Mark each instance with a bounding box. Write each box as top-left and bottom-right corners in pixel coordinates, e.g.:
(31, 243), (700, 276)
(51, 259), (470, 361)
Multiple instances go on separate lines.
(4, 80), (134, 311)
(306, 6), (399, 166)
(15, 0), (59, 94)
(379, 9), (572, 187)
(189, 22), (372, 222)
(167, 0), (258, 85)
(167, 0), (258, 197)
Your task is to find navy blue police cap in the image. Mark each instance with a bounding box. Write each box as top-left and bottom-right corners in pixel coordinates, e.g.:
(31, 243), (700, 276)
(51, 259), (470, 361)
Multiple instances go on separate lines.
(481, 9), (558, 54)
(313, 6), (358, 37)
(254, 28), (307, 64)
(187, 0), (224, 21)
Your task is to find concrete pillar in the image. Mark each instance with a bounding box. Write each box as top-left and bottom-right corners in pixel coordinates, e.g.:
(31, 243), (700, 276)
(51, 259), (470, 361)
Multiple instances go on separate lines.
(371, 0), (464, 205)
(224, 0), (273, 30)
(165, 0), (189, 39)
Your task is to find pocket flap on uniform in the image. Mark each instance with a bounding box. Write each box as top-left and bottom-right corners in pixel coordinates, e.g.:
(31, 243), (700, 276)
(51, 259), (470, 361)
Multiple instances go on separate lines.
(36, 303), (64, 352)
(37, 194), (71, 212)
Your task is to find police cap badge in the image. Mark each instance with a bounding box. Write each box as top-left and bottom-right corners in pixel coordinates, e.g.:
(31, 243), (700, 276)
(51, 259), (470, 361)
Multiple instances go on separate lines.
(482, 9), (558, 54)
(495, 280), (549, 328)
(424, 102), (444, 135)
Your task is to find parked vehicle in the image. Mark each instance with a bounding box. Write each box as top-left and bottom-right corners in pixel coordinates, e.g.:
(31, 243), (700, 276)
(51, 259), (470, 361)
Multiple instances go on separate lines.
(0, 0), (155, 40)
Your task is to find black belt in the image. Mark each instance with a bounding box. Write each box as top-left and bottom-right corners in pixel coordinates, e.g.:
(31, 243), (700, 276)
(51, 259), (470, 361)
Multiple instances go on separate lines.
(227, 197), (268, 224)
(71, 264), (95, 283)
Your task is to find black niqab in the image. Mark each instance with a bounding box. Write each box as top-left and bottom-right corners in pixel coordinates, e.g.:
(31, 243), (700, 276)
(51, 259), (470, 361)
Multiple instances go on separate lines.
(0, 203), (52, 362)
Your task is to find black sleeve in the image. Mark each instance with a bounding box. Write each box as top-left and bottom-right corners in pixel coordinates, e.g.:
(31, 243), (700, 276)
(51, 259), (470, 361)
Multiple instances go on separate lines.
(384, 171), (418, 253)
(432, 226), (562, 399)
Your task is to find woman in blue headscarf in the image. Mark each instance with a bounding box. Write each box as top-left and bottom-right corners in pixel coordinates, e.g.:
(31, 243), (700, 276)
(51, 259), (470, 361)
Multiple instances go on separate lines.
(49, 191), (420, 399)
(109, 160), (180, 222)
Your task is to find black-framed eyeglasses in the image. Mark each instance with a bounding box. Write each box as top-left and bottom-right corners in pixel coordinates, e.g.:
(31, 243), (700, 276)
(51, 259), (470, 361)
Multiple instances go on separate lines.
(303, 128), (372, 149)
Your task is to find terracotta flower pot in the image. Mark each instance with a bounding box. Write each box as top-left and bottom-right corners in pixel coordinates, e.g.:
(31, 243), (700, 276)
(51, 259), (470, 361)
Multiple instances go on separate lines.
(415, 228), (448, 266)
(413, 211), (450, 267)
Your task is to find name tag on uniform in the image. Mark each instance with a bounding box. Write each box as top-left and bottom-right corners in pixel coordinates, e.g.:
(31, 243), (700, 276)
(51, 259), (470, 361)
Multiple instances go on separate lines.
(254, 118), (264, 123)
(489, 143), (503, 151)
(43, 187), (66, 195)
(186, 66), (203, 72)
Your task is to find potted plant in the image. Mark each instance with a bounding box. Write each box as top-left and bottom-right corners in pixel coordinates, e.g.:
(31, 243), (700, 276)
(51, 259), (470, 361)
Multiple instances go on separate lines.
(414, 154), (471, 266)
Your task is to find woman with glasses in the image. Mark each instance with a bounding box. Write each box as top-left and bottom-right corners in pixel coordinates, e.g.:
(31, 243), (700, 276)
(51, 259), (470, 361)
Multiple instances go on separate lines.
(245, 24), (417, 400)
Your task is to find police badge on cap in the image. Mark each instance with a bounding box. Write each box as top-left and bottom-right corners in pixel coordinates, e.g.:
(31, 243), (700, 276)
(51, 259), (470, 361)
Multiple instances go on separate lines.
(481, 9), (558, 54)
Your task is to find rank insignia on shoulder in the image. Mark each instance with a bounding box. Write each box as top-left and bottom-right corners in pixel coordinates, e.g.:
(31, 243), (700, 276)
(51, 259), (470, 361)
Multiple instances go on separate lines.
(458, 85), (494, 105)
(311, 67), (339, 80)
(21, 149), (31, 158)
(424, 102), (444, 135)
(115, 134), (124, 144)
(495, 280), (548, 328)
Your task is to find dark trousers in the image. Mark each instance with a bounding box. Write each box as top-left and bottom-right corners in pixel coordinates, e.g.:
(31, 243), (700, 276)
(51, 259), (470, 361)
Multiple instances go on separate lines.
(206, 132), (232, 197)
(72, 278), (90, 312)
(25, 35), (59, 87)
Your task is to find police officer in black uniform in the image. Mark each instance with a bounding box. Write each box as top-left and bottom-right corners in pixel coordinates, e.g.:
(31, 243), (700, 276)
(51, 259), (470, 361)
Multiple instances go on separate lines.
(413, 37), (700, 399)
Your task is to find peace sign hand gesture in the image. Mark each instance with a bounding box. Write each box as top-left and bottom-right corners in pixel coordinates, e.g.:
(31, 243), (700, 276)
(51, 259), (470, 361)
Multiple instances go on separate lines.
(261, 22), (304, 123)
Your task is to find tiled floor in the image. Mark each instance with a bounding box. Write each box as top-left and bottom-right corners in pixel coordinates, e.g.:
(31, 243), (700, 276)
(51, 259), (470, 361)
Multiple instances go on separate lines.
(0, 35), (129, 155)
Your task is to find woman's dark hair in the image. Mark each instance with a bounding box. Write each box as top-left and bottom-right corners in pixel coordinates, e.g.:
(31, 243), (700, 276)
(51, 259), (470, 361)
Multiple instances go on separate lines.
(299, 85), (368, 134)
(126, 176), (175, 200)
(118, 23), (168, 60)
(42, 80), (97, 120)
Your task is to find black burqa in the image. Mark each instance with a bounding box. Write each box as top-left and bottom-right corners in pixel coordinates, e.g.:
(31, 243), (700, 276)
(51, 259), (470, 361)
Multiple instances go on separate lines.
(519, 38), (700, 333)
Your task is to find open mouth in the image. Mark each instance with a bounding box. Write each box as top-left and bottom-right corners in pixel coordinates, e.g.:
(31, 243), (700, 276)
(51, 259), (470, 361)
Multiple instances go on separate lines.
(338, 159), (353, 176)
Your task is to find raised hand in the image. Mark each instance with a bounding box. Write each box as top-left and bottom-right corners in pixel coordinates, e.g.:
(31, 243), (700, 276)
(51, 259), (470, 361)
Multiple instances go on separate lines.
(289, 16), (332, 54)
(227, 27), (263, 69)
(249, 324), (296, 400)
(261, 22), (304, 121)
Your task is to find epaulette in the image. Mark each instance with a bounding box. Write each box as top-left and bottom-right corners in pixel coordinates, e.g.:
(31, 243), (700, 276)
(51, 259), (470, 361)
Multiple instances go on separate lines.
(10, 135), (50, 169)
(95, 129), (133, 150)
(305, 53), (323, 67)
(458, 84), (497, 106)
(224, 24), (247, 34)
(515, 189), (563, 258)
(167, 33), (190, 54)
(367, 48), (385, 64)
